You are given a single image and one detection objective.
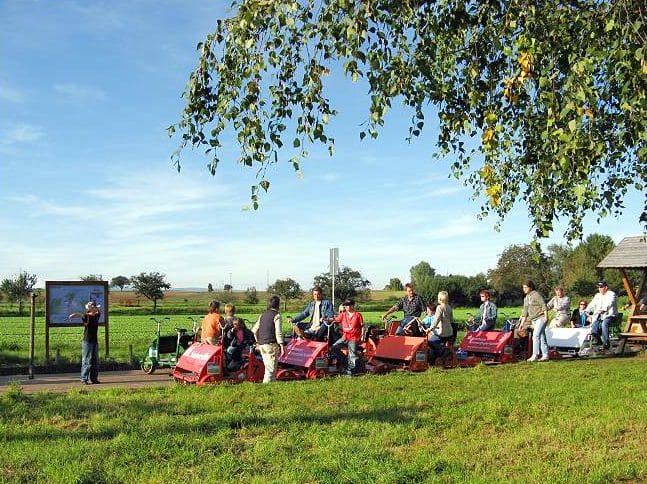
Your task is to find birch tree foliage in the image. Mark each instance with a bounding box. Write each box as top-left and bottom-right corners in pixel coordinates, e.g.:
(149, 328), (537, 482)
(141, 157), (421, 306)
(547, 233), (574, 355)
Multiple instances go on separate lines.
(169, 0), (646, 241)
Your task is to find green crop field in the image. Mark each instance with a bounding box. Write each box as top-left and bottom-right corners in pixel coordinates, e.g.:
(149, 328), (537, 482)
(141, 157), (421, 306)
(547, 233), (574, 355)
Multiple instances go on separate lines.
(0, 306), (522, 370)
(1, 356), (645, 483)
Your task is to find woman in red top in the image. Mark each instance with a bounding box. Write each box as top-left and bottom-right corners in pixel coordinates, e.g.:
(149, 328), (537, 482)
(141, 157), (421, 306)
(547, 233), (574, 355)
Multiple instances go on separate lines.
(332, 298), (364, 376)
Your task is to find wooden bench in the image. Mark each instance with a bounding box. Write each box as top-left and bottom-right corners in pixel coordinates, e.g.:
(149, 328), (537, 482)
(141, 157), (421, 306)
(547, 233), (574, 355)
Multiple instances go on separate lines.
(617, 314), (647, 354)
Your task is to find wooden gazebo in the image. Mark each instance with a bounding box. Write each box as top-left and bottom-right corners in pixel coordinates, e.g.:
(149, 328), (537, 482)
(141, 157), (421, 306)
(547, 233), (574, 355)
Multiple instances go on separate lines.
(597, 235), (647, 351)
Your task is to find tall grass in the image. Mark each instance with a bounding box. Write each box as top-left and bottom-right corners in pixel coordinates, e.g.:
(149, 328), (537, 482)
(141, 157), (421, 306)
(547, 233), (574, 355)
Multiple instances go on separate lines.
(1, 357), (645, 483)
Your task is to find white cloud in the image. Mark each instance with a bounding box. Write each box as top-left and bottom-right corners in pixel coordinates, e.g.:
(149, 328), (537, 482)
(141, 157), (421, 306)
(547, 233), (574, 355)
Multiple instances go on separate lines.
(322, 173), (339, 182)
(69, 2), (128, 32)
(0, 81), (26, 103)
(0, 123), (45, 145)
(54, 83), (106, 102)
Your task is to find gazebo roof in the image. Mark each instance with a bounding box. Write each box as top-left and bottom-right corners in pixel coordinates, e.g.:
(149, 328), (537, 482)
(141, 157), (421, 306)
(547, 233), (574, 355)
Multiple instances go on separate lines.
(597, 236), (647, 269)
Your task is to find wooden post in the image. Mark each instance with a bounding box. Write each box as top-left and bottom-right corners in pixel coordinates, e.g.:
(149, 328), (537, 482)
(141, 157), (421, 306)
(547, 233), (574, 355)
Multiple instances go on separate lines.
(104, 319), (109, 358)
(29, 292), (37, 380)
(45, 320), (50, 362)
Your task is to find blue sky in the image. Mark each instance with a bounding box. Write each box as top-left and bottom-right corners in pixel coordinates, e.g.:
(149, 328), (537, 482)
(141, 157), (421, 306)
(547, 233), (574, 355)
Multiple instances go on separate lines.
(1, 1), (643, 291)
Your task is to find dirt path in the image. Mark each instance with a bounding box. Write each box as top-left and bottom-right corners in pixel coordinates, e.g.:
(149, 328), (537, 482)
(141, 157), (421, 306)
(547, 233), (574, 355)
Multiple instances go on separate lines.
(0, 369), (175, 394)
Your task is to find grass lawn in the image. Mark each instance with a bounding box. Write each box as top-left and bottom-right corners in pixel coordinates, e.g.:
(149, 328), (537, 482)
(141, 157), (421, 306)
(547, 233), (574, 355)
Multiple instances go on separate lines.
(1, 356), (645, 483)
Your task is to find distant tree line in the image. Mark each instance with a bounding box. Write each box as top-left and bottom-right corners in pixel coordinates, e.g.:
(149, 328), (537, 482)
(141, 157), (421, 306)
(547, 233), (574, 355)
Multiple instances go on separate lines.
(406, 233), (625, 307)
(1, 232), (629, 313)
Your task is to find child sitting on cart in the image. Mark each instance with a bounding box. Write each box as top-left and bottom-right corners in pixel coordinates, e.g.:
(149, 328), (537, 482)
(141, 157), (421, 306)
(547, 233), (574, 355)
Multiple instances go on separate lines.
(224, 317), (254, 371)
(331, 299), (364, 376)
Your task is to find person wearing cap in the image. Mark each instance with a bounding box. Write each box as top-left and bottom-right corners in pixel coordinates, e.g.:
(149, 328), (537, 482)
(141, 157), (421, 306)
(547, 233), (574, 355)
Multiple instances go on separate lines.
(519, 280), (549, 362)
(331, 298), (364, 376)
(69, 301), (101, 385)
(585, 281), (617, 350)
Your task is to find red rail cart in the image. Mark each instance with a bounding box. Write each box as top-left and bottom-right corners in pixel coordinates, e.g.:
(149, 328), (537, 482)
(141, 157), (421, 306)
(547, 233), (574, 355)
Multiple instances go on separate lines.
(276, 338), (330, 380)
(457, 329), (528, 366)
(171, 342), (264, 385)
(366, 335), (429, 373)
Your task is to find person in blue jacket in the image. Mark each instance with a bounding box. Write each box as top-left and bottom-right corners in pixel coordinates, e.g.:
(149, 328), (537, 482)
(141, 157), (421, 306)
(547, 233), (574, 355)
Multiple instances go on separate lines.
(470, 289), (498, 331)
(291, 286), (335, 341)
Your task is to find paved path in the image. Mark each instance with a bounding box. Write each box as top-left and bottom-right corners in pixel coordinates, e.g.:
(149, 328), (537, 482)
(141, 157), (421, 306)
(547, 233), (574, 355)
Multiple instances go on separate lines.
(0, 369), (175, 394)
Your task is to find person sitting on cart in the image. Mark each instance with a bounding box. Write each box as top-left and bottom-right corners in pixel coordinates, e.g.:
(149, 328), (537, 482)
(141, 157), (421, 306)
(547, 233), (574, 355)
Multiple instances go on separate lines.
(570, 299), (592, 328)
(469, 289), (498, 331)
(331, 298), (364, 376)
(585, 281), (617, 350)
(291, 286), (335, 341)
(382, 283), (426, 336)
(426, 291), (455, 363)
(547, 286), (571, 328)
(224, 317), (254, 371)
(221, 303), (236, 347)
(421, 303), (437, 331)
(201, 300), (223, 345)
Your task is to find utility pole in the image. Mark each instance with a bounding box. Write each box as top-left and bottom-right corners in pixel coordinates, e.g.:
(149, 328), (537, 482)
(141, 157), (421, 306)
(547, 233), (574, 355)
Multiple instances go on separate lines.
(329, 248), (339, 308)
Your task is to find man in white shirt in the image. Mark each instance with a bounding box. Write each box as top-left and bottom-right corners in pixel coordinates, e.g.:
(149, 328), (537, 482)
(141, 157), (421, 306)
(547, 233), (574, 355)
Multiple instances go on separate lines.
(585, 281), (617, 350)
(291, 287), (335, 341)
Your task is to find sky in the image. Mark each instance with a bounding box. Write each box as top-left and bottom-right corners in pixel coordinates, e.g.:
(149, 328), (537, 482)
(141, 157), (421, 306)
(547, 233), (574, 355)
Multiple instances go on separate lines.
(1, 1), (644, 292)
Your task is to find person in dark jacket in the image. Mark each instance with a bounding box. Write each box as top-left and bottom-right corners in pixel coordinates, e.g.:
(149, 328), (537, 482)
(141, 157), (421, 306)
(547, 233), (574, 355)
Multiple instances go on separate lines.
(382, 283), (426, 336)
(69, 301), (101, 385)
(224, 317), (254, 371)
(252, 296), (285, 383)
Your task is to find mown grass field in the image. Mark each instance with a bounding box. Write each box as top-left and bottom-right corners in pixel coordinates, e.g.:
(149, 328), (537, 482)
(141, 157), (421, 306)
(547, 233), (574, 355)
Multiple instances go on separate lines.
(1, 356), (645, 483)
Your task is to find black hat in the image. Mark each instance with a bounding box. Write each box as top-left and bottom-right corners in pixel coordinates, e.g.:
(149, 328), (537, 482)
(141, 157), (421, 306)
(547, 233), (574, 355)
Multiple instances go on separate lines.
(596, 281), (608, 288)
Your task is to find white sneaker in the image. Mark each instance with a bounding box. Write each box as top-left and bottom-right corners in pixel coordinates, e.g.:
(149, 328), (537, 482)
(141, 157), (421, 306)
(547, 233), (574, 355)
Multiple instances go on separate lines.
(527, 356), (539, 362)
(539, 355), (550, 362)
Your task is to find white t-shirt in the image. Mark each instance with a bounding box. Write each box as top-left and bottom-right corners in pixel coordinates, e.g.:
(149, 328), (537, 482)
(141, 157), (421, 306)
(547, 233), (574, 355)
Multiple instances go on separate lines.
(311, 301), (321, 330)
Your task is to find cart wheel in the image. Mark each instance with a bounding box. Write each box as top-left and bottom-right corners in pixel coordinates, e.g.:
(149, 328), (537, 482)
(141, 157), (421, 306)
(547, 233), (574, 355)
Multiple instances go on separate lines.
(141, 357), (156, 374)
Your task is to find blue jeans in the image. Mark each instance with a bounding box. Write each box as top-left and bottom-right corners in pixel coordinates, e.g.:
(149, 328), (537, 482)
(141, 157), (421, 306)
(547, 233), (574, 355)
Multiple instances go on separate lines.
(477, 320), (495, 331)
(428, 332), (445, 361)
(395, 316), (415, 336)
(81, 341), (99, 382)
(531, 317), (548, 358)
(297, 322), (332, 341)
(331, 338), (359, 374)
(591, 316), (612, 348)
